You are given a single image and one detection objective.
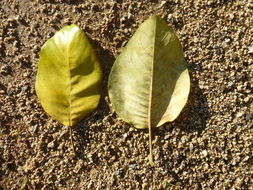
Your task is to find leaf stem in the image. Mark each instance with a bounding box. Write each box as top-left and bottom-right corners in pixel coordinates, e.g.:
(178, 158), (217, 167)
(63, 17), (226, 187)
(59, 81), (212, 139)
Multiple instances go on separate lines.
(148, 125), (154, 166)
(69, 127), (77, 156)
(148, 16), (156, 167)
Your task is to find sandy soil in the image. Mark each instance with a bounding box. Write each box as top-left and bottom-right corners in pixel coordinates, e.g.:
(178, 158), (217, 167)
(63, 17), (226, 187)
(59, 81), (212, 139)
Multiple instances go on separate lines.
(0, 0), (253, 189)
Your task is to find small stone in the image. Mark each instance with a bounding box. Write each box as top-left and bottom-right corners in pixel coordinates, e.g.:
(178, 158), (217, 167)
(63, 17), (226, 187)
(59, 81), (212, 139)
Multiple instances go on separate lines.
(244, 97), (250, 102)
(0, 112), (4, 118)
(22, 85), (29, 92)
(158, 1), (166, 8)
(32, 125), (38, 133)
(47, 141), (55, 149)
(6, 89), (13, 96)
(127, 12), (132, 19)
(248, 46), (253, 54)
(10, 112), (17, 117)
(243, 156), (249, 161)
(201, 150), (208, 157)
(129, 164), (137, 169)
(121, 40), (127, 47)
(0, 65), (11, 74)
(23, 73), (28, 77)
(213, 44), (219, 49)
(189, 143), (194, 151)
(250, 103), (253, 114)
(228, 81), (234, 87)
(228, 14), (234, 20)
(167, 14), (173, 20)
(225, 38), (231, 43)
(245, 113), (252, 121)
(232, 53), (238, 61)
(0, 90), (5, 94)
(207, 0), (215, 6)
(87, 182), (92, 189)
(203, 163), (209, 170)
(237, 85), (243, 91)
(63, 18), (71, 25)
(114, 170), (121, 175)
(236, 112), (244, 118)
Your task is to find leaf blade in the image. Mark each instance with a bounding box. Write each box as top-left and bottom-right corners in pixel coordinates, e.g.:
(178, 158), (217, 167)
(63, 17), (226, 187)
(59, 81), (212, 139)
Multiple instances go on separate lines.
(108, 15), (190, 129)
(36, 24), (102, 126)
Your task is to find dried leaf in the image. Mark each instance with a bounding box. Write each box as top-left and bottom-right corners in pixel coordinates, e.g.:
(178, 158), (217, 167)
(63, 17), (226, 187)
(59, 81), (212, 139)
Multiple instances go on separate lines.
(108, 15), (190, 164)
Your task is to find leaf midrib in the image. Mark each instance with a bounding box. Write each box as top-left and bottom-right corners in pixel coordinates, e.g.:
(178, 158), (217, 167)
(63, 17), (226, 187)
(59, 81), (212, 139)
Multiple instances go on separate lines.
(66, 30), (72, 126)
(148, 17), (157, 129)
(147, 16), (157, 165)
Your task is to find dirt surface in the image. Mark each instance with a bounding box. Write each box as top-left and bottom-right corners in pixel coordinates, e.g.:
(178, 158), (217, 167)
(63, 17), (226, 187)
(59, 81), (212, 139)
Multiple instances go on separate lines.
(0, 0), (253, 189)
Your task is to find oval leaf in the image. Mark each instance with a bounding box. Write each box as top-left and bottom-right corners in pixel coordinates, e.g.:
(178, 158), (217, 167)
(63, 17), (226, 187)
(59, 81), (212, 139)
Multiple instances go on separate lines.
(108, 15), (190, 129)
(36, 25), (102, 126)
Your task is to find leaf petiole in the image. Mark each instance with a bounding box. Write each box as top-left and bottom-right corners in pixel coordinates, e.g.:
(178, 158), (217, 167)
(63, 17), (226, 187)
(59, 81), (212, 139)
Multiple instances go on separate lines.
(69, 127), (77, 156)
(148, 125), (154, 166)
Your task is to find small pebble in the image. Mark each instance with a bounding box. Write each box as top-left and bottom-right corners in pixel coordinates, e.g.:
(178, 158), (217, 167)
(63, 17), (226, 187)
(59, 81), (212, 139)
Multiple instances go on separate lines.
(114, 170), (121, 175)
(248, 46), (253, 54)
(201, 150), (208, 157)
(129, 164), (137, 169)
(6, 89), (13, 96)
(245, 113), (252, 121)
(47, 141), (55, 149)
(22, 85), (29, 92)
(225, 38), (231, 43)
(32, 125), (39, 133)
(236, 112), (244, 118)
(228, 81), (234, 87)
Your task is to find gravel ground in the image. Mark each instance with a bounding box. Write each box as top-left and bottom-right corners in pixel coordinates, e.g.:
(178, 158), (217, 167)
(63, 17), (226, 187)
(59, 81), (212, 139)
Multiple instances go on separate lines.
(0, 0), (253, 189)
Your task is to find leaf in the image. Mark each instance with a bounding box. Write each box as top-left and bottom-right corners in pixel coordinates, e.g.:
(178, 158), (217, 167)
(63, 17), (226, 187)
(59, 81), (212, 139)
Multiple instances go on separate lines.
(108, 15), (190, 164)
(36, 24), (102, 127)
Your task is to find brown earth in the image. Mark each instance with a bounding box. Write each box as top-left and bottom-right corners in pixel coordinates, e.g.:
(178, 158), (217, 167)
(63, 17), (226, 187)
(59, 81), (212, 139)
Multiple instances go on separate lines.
(0, 0), (253, 189)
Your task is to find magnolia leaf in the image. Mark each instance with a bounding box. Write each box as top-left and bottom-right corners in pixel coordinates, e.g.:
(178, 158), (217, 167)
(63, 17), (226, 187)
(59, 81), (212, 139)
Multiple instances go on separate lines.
(108, 15), (190, 164)
(36, 24), (102, 127)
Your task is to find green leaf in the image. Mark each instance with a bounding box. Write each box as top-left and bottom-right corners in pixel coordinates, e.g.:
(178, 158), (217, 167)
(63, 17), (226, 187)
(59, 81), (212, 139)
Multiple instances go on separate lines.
(36, 24), (102, 127)
(108, 15), (190, 164)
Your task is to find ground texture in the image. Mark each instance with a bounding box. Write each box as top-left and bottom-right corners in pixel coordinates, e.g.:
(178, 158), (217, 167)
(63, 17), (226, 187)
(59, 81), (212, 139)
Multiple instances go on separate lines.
(0, 0), (253, 189)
